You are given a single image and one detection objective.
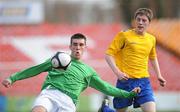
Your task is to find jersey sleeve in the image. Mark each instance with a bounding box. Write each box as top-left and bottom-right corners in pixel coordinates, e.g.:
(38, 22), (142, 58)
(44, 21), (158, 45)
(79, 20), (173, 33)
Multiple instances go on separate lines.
(149, 36), (157, 59)
(89, 72), (136, 98)
(105, 32), (126, 56)
(9, 59), (52, 83)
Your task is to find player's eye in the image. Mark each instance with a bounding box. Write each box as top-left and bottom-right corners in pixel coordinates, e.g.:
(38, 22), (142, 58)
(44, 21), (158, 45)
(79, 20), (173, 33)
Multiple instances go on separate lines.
(79, 43), (85, 47)
(73, 43), (78, 46)
(142, 19), (147, 22)
(136, 18), (141, 22)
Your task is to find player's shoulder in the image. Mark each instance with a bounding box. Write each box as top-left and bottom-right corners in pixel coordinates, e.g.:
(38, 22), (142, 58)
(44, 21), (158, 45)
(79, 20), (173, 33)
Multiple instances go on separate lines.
(119, 28), (132, 34)
(116, 29), (132, 38)
(84, 63), (98, 74)
(146, 32), (156, 40)
(76, 60), (95, 70)
(84, 63), (94, 71)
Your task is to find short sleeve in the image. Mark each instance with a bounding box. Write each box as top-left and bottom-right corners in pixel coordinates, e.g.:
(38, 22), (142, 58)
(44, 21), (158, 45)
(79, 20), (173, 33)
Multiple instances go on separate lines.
(149, 36), (157, 59)
(106, 32), (126, 56)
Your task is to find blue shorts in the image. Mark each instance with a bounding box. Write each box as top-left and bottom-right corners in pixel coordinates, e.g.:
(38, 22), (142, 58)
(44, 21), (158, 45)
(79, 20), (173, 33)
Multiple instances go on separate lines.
(113, 78), (155, 109)
(102, 105), (115, 112)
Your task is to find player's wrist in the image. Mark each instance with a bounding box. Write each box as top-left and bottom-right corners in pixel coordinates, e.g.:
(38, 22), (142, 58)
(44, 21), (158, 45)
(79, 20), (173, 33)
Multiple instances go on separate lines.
(157, 75), (163, 80)
(130, 91), (137, 97)
(8, 75), (16, 84)
(6, 78), (12, 84)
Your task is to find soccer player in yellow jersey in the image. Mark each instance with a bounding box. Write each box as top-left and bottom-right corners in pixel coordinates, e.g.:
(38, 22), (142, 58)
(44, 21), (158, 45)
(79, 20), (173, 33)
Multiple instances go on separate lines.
(105, 8), (166, 112)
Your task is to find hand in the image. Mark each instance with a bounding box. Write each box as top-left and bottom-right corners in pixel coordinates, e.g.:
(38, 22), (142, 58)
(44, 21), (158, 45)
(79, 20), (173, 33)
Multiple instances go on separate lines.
(158, 76), (166, 87)
(131, 87), (141, 94)
(117, 72), (129, 80)
(2, 79), (11, 88)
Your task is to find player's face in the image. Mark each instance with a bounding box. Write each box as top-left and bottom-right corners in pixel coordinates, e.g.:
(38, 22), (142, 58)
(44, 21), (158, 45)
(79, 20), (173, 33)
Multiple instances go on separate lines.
(134, 14), (150, 35)
(70, 39), (86, 60)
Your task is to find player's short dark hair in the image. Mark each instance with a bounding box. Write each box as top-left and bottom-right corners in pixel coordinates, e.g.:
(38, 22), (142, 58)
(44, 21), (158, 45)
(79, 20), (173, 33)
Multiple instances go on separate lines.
(134, 8), (153, 22)
(70, 33), (87, 45)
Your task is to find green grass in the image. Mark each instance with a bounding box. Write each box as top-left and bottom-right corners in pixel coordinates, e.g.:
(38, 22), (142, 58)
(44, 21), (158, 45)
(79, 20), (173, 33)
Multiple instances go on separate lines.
(5, 95), (92, 112)
(7, 96), (34, 112)
(77, 95), (91, 112)
(3, 95), (179, 112)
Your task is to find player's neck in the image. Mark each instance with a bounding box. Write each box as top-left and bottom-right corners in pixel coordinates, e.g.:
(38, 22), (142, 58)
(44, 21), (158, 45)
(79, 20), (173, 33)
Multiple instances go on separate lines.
(135, 30), (146, 36)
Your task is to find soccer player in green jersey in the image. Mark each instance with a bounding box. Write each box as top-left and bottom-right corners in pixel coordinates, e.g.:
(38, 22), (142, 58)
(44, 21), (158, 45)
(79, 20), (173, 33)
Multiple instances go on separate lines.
(2, 33), (140, 112)
(105, 8), (166, 112)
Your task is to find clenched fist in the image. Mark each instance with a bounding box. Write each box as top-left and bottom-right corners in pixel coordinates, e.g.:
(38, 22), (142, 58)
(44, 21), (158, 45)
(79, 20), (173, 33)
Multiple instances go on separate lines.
(2, 79), (12, 88)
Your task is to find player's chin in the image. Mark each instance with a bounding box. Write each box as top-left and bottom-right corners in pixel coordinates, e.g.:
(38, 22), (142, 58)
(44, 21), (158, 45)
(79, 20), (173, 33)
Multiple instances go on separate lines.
(74, 55), (81, 60)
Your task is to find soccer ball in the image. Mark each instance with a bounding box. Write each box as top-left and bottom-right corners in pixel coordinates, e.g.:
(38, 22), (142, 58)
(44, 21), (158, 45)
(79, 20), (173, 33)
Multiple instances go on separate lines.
(51, 52), (71, 70)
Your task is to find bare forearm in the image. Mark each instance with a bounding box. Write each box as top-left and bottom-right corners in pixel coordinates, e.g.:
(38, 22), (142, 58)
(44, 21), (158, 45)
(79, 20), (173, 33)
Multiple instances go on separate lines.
(105, 54), (121, 76)
(150, 58), (166, 87)
(150, 58), (161, 77)
(105, 54), (129, 80)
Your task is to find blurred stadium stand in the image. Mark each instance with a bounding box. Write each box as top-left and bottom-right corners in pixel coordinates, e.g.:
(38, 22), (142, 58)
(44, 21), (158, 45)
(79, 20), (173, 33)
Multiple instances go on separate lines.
(0, 21), (180, 93)
(147, 19), (180, 92)
(148, 19), (180, 57)
(1, 22), (180, 112)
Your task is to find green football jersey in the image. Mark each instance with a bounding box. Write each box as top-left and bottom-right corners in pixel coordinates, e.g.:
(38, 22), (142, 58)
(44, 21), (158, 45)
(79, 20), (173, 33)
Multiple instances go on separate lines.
(9, 58), (136, 104)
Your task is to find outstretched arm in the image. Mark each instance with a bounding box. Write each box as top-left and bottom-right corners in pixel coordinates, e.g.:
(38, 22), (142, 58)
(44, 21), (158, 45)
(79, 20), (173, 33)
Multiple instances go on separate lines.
(89, 75), (140, 98)
(2, 59), (52, 88)
(150, 58), (166, 87)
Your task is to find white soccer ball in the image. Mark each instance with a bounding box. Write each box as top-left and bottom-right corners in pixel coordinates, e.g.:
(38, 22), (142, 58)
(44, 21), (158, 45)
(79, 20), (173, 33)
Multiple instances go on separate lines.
(51, 52), (71, 70)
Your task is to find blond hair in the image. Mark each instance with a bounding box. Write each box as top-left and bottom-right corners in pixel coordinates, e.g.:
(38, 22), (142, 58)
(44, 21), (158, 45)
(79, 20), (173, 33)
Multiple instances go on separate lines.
(134, 8), (153, 21)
